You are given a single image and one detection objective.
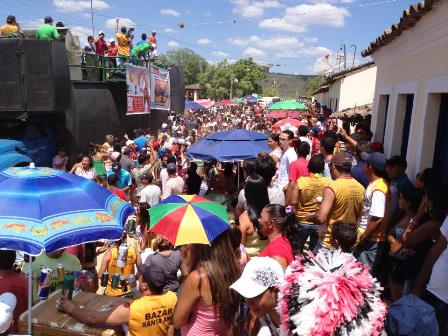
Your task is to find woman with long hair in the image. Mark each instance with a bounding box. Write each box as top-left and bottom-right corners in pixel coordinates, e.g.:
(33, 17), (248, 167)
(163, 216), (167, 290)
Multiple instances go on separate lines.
(239, 174), (270, 257)
(258, 204), (305, 269)
(172, 230), (241, 335)
(267, 133), (281, 164)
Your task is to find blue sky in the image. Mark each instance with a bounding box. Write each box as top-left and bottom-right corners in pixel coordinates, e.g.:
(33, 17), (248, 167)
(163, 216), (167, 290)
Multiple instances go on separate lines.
(2, 0), (419, 74)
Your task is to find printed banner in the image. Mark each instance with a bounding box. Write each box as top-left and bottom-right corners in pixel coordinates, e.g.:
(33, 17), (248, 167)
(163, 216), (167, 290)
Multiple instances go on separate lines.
(150, 65), (171, 110)
(126, 64), (151, 114)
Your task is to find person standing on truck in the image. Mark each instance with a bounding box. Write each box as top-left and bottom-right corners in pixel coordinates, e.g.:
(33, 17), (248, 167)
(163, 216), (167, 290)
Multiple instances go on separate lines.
(36, 16), (59, 40)
(95, 31), (108, 56)
(116, 26), (130, 60)
(0, 15), (23, 36)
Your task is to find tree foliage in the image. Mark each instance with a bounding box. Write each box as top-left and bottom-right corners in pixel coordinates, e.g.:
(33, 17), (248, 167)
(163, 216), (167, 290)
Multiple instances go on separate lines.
(304, 75), (325, 97)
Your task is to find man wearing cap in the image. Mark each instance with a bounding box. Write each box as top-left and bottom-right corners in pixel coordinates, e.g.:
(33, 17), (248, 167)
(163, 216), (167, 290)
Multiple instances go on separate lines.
(95, 31), (108, 56)
(120, 146), (136, 172)
(230, 257), (284, 335)
(149, 30), (157, 48)
(354, 152), (391, 276)
(307, 152), (365, 250)
(108, 38), (118, 57)
(1, 15), (23, 36)
(36, 16), (59, 40)
(61, 261), (177, 336)
(161, 163), (184, 200)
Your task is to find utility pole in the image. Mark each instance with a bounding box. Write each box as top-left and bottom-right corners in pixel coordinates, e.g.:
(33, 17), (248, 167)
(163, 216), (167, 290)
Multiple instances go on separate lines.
(343, 43), (347, 70)
(90, 0), (95, 36)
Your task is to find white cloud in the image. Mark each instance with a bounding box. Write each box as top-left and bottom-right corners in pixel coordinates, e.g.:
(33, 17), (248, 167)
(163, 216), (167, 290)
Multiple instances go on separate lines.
(164, 28), (175, 33)
(70, 26), (92, 44)
(274, 45), (331, 58)
(197, 38), (213, 45)
(23, 18), (44, 29)
(242, 47), (266, 58)
(105, 17), (135, 29)
(304, 37), (319, 43)
(204, 11), (212, 16)
(227, 35), (260, 46)
(53, 0), (109, 12)
(160, 8), (180, 17)
(228, 35), (297, 49)
(231, 0), (282, 18)
(260, 3), (350, 32)
(212, 50), (230, 58)
(167, 41), (180, 49)
(82, 13), (91, 18)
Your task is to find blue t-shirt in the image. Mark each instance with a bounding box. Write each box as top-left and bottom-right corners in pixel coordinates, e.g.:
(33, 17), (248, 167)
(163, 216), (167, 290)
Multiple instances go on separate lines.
(107, 169), (132, 189)
(134, 135), (148, 151)
(135, 40), (147, 46)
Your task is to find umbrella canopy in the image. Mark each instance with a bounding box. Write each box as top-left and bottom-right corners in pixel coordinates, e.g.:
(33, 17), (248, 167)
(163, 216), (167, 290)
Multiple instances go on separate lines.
(244, 95), (257, 104)
(149, 194), (230, 246)
(195, 99), (214, 108)
(232, 97), (243, 104)
(272, 118), (303, 130)
(268, 100), (306, 110)
(266, 110), (301, 119)
(185, 100), (206, 111)
(0, 166), (134, 255)
(186, 129), (270, 161)
(218, 99), (238, 106)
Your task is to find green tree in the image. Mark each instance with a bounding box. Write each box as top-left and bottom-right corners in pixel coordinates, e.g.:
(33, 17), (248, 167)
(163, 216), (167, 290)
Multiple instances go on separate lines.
(304, 75), (325, 97)
(159, 48), (209, 85)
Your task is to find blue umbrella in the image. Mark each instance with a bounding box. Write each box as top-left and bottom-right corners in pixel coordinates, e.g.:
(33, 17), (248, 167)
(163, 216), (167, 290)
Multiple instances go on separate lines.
(244, 95), (257, 104)
(185, 100), (206, 111)
(0, 166), (134, 255)
(186, 129), (270, 162)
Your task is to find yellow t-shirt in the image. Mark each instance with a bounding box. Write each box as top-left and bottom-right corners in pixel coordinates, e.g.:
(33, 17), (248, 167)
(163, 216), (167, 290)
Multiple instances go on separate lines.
(129, 292), (177, 336)
(104, 245), (137, 296)
(295, 175), (331, 224)
(116, 33), (130, 56)
(321, 176), (365, 248)
(0, 24), (18, 35)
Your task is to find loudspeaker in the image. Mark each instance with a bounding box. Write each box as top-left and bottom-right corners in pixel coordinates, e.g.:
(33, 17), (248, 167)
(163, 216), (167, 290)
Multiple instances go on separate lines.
(169, 65), (185, 115)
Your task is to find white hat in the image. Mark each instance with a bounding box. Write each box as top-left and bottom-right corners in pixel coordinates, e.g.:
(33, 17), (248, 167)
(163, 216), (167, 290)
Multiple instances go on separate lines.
(110, 151), (121, 161)
(98, 31), (104, 35)
(0, 292), (17, 333)
(230, 257), (284, 298)
(125, 140), (134, 147)
(161, 123), (168, 129)
(109, 38), (115, 43)
(178, 139), (186, 145)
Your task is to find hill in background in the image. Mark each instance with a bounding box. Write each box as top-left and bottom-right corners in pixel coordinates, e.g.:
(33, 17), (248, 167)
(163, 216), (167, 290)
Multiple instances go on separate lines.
(260, 73), (315, 98)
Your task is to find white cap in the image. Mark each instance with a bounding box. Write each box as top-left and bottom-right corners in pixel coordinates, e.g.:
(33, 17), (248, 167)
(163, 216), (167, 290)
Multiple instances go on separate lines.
(125, 140), (134, 147)
(0, 292), (17, 333)
(98, 31), (104, 35)
(230, 257), (284, 298)
(178, 139), (186, 145)
(161, 123), (168, 129)
(109, 38), (115, 43)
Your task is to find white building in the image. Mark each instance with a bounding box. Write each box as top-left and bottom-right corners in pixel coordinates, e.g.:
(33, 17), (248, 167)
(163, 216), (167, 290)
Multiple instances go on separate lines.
(313, 62), (377, 119)
(363, 0), (447, 180)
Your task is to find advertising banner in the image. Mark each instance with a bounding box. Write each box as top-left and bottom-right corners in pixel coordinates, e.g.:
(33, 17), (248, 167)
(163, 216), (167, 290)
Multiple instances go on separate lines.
(126, 64), (151, 114)
(150, 65), (171, 110)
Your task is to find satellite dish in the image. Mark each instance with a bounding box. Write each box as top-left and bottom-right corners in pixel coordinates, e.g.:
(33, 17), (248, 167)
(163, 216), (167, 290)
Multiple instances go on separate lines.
(313, 53), (345, 75)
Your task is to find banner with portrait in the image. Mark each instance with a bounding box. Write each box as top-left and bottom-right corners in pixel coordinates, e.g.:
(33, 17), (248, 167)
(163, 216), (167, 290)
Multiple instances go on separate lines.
(126, 64), (151, 114)
(150, 65), (170, 110)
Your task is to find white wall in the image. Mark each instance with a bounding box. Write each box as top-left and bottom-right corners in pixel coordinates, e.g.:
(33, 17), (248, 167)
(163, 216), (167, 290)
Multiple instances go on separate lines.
(338, 66), (376, 111)
(370, 0), (448, 179)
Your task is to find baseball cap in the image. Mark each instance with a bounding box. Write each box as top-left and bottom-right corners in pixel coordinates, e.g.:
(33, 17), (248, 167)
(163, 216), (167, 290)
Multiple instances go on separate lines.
(110, 152), (121, 161)
(151, 30), (157, 34)
(230, 257), (284, 298)
(161, 123), (168, 129)
(137, 263), (167, 293)
(361, 151), (386, 170)
(386, 155), (407, 168)
(44, 16), (53, 22)
(0, 292), (17, 333)
(167, 163), (177, 172)
(98, 31), (104, 35)
(125, 140), (134, 147)
(109, 38), (115, 43)
(330, 152), (352, 168)
(370, 141), (384, 153)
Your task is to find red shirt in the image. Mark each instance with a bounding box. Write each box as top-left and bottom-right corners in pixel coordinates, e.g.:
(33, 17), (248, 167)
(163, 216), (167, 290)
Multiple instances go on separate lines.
(289, 157), (309, 181)
(0, 273), (28, 333)
(109, 188), (128, 201)
(95, 38), (108, 55)
(108, 45), (118, 57)
(259, 236), (294, 265)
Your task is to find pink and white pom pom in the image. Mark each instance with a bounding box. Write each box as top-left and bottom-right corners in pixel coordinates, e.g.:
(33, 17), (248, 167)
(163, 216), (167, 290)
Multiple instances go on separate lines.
(278, 249), (387, 336)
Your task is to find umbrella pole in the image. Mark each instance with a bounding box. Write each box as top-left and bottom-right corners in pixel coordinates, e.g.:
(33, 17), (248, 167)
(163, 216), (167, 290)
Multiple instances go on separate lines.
(28, 257), (32, 334)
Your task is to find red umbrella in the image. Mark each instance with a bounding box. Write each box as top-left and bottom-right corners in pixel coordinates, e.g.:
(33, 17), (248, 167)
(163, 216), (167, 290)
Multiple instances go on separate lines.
(218, 99), (238, 106)
(272, 118), (303, 130)
(266, 110), (288, 119)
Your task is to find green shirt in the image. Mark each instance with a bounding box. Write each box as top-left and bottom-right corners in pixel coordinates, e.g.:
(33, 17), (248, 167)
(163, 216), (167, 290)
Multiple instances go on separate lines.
(131, 42), (149, 56)
(36, 23), (59, 40)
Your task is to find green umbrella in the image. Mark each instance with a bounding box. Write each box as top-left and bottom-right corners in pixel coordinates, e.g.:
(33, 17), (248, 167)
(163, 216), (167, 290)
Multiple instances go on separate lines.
(268, 100), (306, 110)
(232, 97), (243, 103)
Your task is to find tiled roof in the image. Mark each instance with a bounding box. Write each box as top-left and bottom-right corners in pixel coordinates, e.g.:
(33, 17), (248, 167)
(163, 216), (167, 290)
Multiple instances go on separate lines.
(362, 0), (440, 57)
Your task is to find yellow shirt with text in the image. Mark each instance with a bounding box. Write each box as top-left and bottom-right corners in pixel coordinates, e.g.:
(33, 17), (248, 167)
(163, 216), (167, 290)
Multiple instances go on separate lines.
(129, 292), (177, 336)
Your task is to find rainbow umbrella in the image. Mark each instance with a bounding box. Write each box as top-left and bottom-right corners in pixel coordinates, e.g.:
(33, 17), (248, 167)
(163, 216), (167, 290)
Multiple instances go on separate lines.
(149, 194), (230, 246)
